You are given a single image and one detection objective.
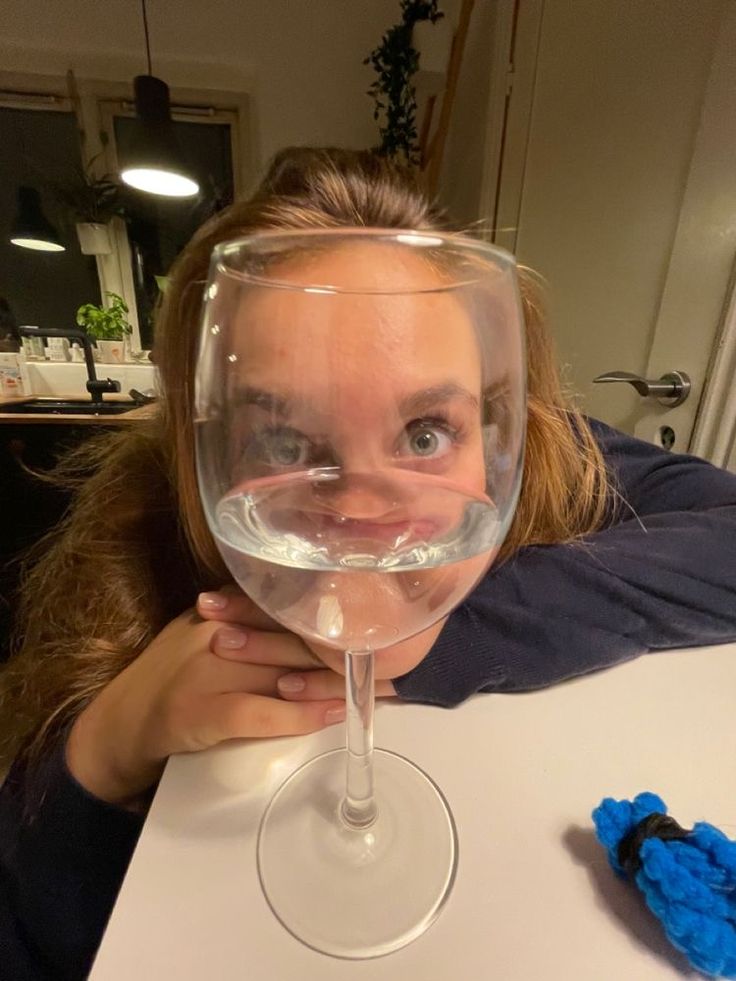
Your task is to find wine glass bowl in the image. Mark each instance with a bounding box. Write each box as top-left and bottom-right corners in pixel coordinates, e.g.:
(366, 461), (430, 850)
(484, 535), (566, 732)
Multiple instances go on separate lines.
(214, 469), (499, 652)
(195, 229), (525, 957)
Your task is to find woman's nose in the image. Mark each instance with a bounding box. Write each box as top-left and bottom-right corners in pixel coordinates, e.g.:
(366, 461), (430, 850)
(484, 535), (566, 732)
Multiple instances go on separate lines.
(313, 472), (403, 520)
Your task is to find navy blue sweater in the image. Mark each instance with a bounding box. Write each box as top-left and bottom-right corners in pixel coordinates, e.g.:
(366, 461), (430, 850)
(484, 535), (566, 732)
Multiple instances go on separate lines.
(2, 421), (736, 979)
(395, 420), (736, 703)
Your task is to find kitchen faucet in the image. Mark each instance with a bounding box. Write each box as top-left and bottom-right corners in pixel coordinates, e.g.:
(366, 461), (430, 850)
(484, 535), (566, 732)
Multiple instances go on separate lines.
(18, 326), (121, 403)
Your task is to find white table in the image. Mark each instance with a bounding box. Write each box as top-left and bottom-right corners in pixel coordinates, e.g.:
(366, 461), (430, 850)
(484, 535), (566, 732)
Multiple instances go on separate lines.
(91, 643), (736, 980)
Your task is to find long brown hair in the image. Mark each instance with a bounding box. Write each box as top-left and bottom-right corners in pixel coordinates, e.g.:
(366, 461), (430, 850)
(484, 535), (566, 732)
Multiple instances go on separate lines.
(0, 147), (611, 767)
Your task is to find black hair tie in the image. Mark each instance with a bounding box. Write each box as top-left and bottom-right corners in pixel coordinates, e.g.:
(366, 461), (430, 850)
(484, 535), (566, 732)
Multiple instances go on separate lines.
(617, 811), (691, 874)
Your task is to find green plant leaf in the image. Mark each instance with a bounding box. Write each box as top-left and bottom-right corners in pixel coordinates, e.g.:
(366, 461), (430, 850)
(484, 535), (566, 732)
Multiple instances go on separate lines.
(364, 0), (442, 162)
(75, 292), (132, 340)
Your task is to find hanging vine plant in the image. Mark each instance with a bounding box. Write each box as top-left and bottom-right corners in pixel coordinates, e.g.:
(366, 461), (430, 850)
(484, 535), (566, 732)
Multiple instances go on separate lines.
(364, 0), (444, 164)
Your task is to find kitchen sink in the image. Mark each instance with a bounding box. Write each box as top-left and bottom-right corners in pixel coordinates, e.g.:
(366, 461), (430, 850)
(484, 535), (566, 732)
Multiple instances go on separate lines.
(1, 398), (139, 416)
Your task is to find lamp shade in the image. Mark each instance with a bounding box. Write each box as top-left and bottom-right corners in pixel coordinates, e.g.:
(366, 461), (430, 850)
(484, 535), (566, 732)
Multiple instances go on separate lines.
(10, 186), (66, 252)
(120, 75), (200, 198)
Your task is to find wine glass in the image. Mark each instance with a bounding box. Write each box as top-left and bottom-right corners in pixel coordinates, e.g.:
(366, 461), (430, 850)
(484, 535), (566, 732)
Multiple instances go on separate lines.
(194, 228), (525, 958)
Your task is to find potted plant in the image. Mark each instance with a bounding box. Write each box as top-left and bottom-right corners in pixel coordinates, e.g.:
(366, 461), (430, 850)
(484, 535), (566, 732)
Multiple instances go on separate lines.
(364, 0), (444, 164)
(50, 157), (126, 255)
(76, 292), (132, 363)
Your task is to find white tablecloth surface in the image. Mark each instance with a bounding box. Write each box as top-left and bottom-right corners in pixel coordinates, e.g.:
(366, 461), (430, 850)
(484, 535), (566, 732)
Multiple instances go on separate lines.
(91, 643), (736, 980)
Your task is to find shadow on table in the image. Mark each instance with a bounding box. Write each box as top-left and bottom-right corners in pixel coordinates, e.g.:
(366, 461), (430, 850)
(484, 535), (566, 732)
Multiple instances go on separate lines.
(148, 739), (343, 841)
(562, 825), (697, 979)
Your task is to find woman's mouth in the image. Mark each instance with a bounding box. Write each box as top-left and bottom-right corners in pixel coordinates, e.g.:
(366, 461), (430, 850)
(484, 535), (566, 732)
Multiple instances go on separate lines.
(278, 509), (443, 547)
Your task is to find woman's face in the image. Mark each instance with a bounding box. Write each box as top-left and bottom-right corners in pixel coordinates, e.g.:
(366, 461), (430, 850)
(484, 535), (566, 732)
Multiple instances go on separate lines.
(218, 241), (492, 678)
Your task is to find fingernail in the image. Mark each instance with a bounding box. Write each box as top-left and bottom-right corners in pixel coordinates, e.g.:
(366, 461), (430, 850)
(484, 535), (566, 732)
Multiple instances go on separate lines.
(216, 628), (247, 649)
(199, 591), (228, 611)
(277, 674), (306, 693)
(324, 706), (346, 725)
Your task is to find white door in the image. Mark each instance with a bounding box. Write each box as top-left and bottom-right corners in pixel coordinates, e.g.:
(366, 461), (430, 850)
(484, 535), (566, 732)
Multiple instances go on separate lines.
(486, 0), (736, 457)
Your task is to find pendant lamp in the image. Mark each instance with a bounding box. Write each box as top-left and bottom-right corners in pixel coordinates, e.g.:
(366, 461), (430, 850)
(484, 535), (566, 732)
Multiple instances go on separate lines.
(120, 0), (199, 198)
(10, 187), (66, 252)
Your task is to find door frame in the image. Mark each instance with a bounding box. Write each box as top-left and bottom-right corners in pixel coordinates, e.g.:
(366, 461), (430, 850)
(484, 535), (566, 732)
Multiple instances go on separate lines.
(481, 0), (545, 253)
(691, 267), (736, 469)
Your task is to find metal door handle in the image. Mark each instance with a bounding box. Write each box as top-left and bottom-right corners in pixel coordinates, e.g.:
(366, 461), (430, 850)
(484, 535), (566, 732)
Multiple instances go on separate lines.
(593, 370), (691, 406)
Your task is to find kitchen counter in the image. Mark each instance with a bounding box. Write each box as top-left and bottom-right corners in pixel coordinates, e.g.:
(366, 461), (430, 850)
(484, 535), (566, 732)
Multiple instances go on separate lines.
(0, 395), (157, 425)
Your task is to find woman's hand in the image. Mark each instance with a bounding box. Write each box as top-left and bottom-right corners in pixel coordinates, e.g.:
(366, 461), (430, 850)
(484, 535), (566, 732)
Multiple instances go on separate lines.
(196, 586), (398, 700)
(65, 603), (349, 808)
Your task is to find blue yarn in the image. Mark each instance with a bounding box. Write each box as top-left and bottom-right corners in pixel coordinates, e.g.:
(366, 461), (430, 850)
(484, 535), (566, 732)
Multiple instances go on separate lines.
(592, 793), (736, 978)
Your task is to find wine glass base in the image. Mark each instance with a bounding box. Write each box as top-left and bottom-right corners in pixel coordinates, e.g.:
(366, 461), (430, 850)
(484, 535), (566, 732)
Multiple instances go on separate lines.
(257, 748), (458, 959)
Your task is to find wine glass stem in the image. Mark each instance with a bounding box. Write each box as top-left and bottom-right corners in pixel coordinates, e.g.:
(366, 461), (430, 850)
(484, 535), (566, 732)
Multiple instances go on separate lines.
(341, 648), (377, 830)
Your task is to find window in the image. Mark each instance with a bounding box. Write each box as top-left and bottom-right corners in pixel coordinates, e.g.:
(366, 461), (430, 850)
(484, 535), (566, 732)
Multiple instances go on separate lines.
(0, 94), (101, 345)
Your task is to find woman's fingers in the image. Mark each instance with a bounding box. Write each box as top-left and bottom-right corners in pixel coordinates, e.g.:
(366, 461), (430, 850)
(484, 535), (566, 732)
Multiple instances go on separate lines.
(203, 658), (286, 697)
(210, 626), (324, 669)
(277, 670), (396, 701)
(215, 691), (346, 740)
(197, 586), (280, 631)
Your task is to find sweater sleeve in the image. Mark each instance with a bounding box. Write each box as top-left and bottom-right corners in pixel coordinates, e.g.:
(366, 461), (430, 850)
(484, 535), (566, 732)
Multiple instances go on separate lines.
(0, 741), (145, 981)
(394, 421), (736, 707)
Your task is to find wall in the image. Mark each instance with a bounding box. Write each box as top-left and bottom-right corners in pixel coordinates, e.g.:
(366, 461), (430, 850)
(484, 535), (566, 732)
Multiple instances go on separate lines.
(0, 0), (402, 186)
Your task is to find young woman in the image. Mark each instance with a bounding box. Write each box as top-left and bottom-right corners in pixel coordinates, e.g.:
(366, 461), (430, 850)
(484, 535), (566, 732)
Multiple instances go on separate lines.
(2, 147), (735, 980)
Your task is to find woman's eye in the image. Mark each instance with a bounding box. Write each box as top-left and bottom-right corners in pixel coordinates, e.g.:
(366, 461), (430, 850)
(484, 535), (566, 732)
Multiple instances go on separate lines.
(402, 421), (455, 459)
(268, 434), (308, 466)
(250, 428), (312, 467)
